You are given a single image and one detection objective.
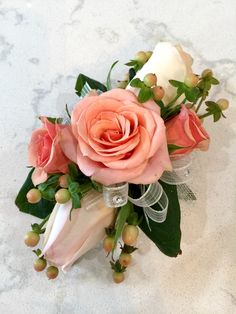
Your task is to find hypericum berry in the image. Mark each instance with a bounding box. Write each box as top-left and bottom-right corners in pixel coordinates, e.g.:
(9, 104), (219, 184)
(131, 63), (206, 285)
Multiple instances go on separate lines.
(119, 253), (132, 267)
(34, 257), (47, 272)
(55, 188), (71, 204)
(113, 271), (125, 284)
(152, 86), (165, 100)
(103, 236), (115, 253)
(59, 174), (69, 188)
(217, 98), (229, 111)
(118, 80), (128, 89)
(201, 68), (213, 78)
(122, 225), (139, 246)
(46, 266), (59, 280)
(145, 51), (153, 59)
(185, 73), (199, 87)
(24, 231), (40, 247)
(26, 188), (41, 204)
(143, 73), (157, 87)
(134, 51), (148, 64)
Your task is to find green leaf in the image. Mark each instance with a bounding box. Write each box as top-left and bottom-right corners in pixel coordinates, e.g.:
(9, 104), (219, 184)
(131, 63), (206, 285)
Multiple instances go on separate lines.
(113, 202), (132, 250)
(68, 163), (79, 180)
(184, 86), (200, 102)
(130, 182), (181, 257)
(38, 174), (60, 192)
(125, 60), (137, 67)
(68, 182), (81, 209)
(130, 78), (143, 88)
(129, 68), (136, 81)
(168, 144), (186, 154)
(33, 249), (42, 257)
(15, 169), (55, 219)
(205, 101), (223, 122)
(210, 77), (219, 85)
(169, 80), (183, 88)
(138, 86), (153, 103)
(75, 74), (107, 96)
(46, 117), (63, 124)
(41, 186), (56, 201)
(106, 60), (119, 90)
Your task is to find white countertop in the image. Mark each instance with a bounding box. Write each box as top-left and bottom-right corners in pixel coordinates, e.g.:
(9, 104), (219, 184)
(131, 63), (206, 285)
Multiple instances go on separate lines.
(0, 1), (236, 313)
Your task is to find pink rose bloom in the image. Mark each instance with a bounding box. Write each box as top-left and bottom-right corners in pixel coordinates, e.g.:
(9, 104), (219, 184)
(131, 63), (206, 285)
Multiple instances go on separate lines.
(61, 89), (171, 186)
(28, 117), (70, 185)
(42, 190), (115, 271)
(165, 105), (210, 156)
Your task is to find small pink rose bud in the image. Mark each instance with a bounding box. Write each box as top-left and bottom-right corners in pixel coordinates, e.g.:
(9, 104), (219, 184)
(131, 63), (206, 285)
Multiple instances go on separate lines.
(59, 175), (69, 188)
(34, 257), (47, 272)
(217, 98), (229, 111)
(134, 51), (148, 64)
(46, 266), (59, 280)
(26, 188), (41, 204)
(143, 73), (157, 87)
(24, 231), (40, 247)
(55, 188), (71, 204)
(152, 86), (165, 101)
(185, 73), (199, 87)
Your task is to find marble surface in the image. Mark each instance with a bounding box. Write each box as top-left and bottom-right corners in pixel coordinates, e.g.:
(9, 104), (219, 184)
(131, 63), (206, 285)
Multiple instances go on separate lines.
(0, 0), (236, 313)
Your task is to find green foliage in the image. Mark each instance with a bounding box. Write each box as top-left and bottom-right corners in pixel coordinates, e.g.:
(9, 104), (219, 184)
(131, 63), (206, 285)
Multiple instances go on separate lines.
(113, 202), (132, 250)
(46, 117), (63, 124)
(68, 182), (82, 209)
(125, 59), (143, 72)
(169, 80), (200, 103)
(168, 144), (187, 154)
(110, 260), (126, 273)
(205, 101), (226, 122)
(106, 60), (119, 90)
(75, 74), (107, 96)
(15, 169), (55, 219)
(130, 182), (181, 257)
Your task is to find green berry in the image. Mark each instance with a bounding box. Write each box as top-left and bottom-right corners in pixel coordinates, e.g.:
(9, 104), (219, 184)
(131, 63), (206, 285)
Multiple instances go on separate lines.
(55, 188), (71, 204)
(59, 175), (69, 188)
(34, 257), (47, 272)
(26, 188), (41, 204)
(134, 51), (148, 64)
(152, 86), (165, 100)
(113, 271), (125, 284)
(145, 51), (153, 59)
(46, 266), (59, 280)
(119, 253), (132, 267)
(202, 69), (213, 78)
(24, 231), (40, 247)
(122, 225), (139, 246)
(103, 236), (115, 253)
(185, 73), (199, 87)
(217, 98), (229, 111)
(143, 73), (157, 87)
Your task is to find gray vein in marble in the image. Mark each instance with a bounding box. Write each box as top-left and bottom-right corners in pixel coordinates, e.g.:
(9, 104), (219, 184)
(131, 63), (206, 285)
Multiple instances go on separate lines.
(30, 75), (63, 128)
(0, 7), (25, 25)
(97, 27), (119, 44)
(66, 0), (85, 25)
(28, 58), (40, 65)
(0, 35), (13, 62)
(221, 288), (236, 306)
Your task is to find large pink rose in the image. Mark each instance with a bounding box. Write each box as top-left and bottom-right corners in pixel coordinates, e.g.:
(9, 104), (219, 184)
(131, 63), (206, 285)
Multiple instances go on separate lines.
(165, 105), (210, 155)
(61, 89), (171, 186)
(28, 117), (70, 185)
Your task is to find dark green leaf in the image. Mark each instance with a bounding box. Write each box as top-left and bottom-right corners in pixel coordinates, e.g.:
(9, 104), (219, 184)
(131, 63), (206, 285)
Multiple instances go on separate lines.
(68, 182), (81, 209)
(75, 74), (107, 96)
(138, 87), (153, 103)
(130, 182), (181, 257)
(106, 60), (119, 90)
(33, 249), (42, 257)
(129, 68), (136, 81)
(125, 60), (137, 67)
(113, 202), (132, 250)
(71, 193), (81, 209)
(68, 163), (79, 180)
(41, 186), (55, 201)
(15, 169), (55, 219)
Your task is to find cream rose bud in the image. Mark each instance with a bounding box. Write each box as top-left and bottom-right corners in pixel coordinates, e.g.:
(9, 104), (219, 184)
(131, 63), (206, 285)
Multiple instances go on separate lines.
(42, 190), (115, 272)
(127, 42), (193, 104)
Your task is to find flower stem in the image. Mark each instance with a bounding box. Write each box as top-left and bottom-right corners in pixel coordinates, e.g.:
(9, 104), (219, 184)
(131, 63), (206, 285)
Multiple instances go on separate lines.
(198, 112), (212, 119)
(195, 97), (204, 113)
(166, 93), (183, 108)
(38, 214), (50, 230)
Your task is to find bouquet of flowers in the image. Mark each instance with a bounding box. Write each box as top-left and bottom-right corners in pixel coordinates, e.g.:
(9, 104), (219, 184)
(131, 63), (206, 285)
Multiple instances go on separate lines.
(15, 42), (229, 283)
